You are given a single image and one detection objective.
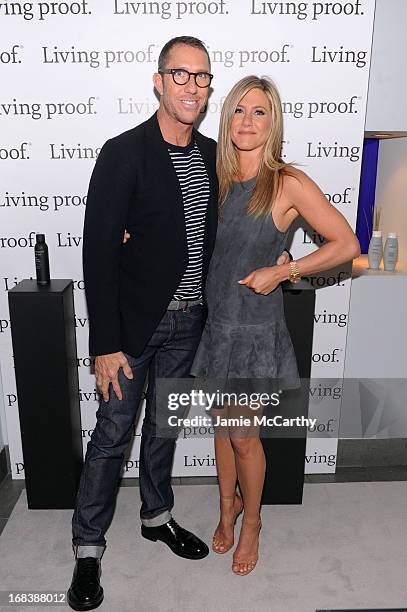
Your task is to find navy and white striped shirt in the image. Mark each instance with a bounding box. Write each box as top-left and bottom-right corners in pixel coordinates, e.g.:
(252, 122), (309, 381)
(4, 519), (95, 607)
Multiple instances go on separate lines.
(167, 139), (210, 300)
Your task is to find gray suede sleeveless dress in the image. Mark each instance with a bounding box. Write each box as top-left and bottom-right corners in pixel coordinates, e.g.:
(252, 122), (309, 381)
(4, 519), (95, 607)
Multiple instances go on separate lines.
(191, 177), (300, 390)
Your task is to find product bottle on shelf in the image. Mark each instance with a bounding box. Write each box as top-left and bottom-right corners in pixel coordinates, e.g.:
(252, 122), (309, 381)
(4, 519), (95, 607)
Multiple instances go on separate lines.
(367, 230), (383, 270)
(383, 233), (398, 271)
(34, 233), (50, 285)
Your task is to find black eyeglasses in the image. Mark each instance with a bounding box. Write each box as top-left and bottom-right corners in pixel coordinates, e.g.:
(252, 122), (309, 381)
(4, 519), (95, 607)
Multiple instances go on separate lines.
(158, 68), (213, 88)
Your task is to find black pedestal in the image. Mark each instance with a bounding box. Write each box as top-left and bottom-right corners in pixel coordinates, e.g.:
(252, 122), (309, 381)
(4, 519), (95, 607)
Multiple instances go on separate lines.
(261, 279), (315, 505)
(8, 280), (83, 509)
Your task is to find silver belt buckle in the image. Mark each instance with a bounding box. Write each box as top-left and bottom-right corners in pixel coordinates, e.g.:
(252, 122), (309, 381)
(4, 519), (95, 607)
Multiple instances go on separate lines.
(168, 299), (186, 311)
(168, 299), (202, 311)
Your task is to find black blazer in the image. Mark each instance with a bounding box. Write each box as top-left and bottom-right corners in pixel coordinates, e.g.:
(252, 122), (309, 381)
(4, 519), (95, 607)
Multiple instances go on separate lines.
(82, 112), (218, 357)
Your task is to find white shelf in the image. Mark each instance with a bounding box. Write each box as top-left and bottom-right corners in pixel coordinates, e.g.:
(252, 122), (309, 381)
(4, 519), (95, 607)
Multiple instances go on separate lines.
(352, 255), (406, 278)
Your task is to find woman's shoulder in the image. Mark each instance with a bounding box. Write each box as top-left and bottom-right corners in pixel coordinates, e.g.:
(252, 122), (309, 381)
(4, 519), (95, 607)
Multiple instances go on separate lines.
(281, 164), (307, 181)
(280, 165), (316, 195)
(279, 164), (331, 217)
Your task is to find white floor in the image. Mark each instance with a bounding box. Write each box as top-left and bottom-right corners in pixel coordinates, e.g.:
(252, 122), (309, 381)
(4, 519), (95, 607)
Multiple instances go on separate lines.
(1, 482), (407, 612)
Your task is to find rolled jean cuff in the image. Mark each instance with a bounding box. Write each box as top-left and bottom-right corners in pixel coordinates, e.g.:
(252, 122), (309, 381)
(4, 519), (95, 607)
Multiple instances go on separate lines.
(141, 510), (172, 527)
(73, 544), (106, 559)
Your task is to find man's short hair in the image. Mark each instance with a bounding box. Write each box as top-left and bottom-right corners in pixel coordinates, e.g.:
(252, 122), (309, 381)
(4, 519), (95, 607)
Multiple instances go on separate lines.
(158, 36), (210, 71)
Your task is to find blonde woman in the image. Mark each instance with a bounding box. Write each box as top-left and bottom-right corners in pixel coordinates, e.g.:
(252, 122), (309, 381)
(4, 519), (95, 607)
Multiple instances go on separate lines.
(191, 75), (360, 575)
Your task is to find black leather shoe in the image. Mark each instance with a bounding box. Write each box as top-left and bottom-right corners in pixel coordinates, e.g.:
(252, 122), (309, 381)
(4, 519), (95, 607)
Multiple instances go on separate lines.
(141, 518), (209, 560)
(67, 557), (104, 611)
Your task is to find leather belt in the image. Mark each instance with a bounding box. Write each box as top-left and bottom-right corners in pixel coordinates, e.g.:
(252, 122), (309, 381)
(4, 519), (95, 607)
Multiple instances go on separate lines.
(167, 299), (203, 311)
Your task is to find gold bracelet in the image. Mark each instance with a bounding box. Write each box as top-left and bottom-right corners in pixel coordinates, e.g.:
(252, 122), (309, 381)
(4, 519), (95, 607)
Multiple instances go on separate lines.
(289, 260), (301, 284)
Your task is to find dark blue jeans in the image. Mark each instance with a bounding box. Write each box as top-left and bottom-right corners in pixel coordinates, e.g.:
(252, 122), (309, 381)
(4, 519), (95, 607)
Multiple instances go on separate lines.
(72, 304), (204, 558)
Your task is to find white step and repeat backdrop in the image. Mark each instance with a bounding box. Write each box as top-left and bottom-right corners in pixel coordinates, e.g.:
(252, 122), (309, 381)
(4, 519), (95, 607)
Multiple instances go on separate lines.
(1, 0), (375, 478)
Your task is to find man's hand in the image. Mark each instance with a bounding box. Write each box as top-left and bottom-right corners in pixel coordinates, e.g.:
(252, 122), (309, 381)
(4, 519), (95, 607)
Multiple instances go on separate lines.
(123, 230), (131, 244)
(95, 351), (133, 402)
(276, 249), (291, 266)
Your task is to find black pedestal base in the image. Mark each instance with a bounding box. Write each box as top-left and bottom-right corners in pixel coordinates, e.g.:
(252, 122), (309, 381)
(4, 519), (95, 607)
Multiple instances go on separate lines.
(8, 279), (83, 509)
(261, 280), (315, 505)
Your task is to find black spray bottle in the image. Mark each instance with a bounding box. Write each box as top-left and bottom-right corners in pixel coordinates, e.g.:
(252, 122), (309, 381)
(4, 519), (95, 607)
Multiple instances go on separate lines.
(35, 234), (50, 285)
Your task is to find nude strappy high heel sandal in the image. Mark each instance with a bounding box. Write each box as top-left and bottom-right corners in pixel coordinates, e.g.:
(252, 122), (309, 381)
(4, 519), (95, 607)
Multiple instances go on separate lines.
(212, 493), (244, 554)
(232, 518), (262, 575)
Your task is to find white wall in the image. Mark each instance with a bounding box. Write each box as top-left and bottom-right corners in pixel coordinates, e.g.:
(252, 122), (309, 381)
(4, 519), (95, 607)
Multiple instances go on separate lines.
(374, 137), (407, 271)
(342, 271), (407, 438)
(341, 0), (407, 444)
(365, 0), (407, 132)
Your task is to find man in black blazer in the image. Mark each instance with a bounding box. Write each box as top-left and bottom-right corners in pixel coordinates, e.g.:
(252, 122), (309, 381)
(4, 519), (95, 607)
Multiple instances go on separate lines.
(68, 36), (291, 611)
(68, 36), (218, 611)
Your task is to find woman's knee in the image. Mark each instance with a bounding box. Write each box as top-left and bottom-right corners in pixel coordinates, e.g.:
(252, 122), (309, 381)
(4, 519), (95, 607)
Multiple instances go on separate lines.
(230, 436), (258, 459)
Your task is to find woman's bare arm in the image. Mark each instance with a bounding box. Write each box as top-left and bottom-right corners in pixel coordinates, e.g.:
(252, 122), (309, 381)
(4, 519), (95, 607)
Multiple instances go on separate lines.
(239, 168), (360, 294)
(276, 168), (360, 281)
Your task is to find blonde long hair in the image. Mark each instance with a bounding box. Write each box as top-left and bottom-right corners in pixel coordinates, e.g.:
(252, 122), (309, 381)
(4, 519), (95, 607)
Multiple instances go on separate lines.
(217, 75), (299, 217)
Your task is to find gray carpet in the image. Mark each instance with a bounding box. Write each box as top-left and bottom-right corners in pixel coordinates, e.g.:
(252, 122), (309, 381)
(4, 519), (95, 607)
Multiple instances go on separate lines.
(0, 482), (407, 612)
